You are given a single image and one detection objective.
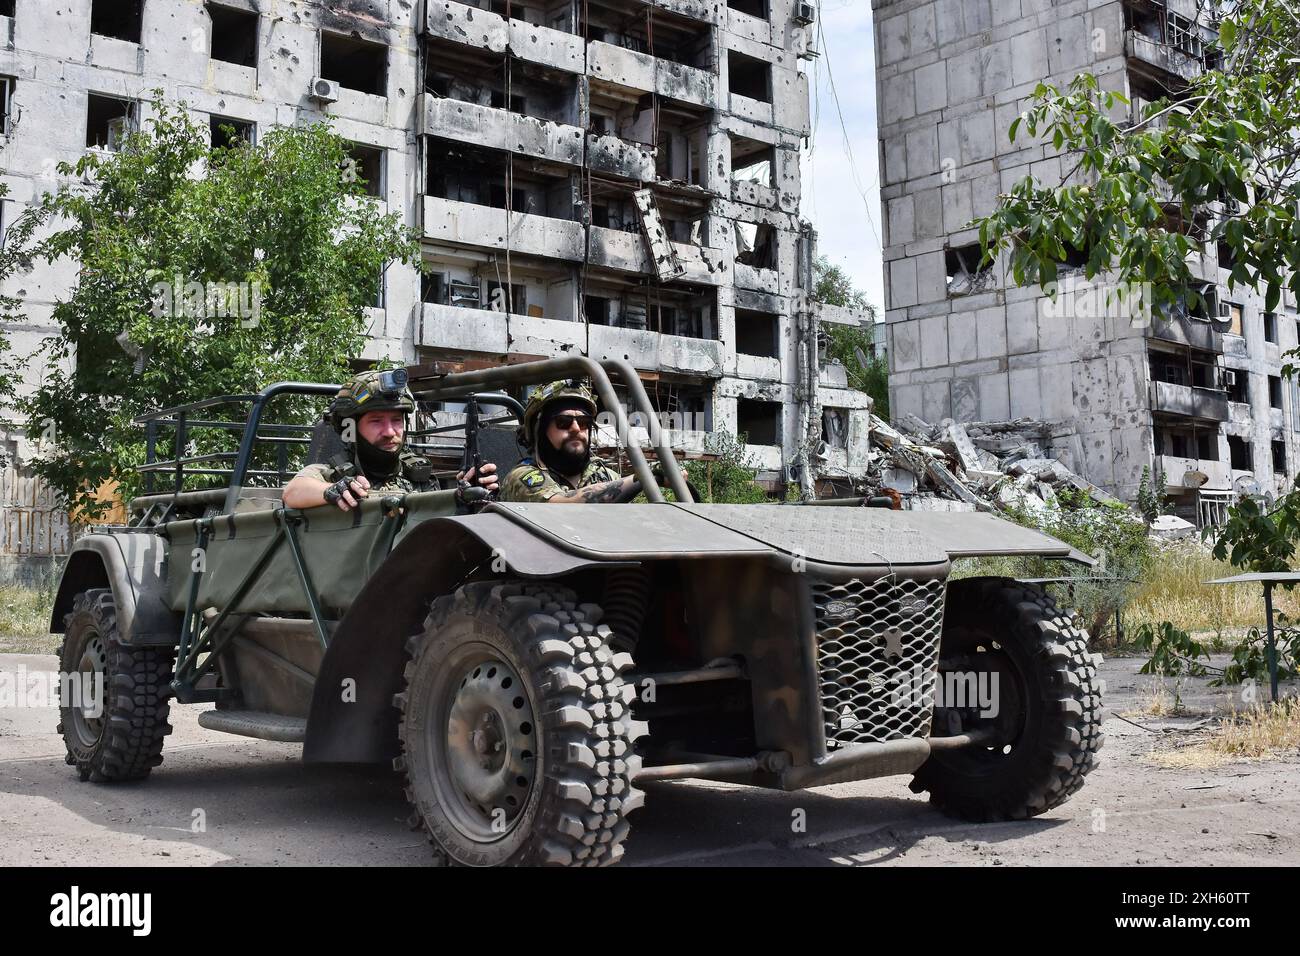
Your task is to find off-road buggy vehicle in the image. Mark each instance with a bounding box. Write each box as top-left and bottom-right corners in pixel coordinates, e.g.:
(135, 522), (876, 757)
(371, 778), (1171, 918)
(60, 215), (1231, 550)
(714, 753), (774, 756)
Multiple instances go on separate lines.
(52, 357), (1105, 866)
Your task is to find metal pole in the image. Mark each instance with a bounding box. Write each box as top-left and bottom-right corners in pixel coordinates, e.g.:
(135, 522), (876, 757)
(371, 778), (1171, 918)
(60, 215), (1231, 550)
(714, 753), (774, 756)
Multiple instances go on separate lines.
(1264, 581), (1279, 703)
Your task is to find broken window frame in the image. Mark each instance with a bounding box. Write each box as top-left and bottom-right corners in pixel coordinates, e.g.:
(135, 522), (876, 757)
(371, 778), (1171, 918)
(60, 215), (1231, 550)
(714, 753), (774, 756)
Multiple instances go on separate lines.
(344, 141), (385, 199)
(91, 0), (143, 44)
(319, 30), (389, 97)
(0, 1), (14, 18)
(1263, 311), (1278, 344)
(85, 93), (137, 151)
(945, 243), (994, 297)
(737, 396), (781, 446)
(726, 0), (769, 20)
(734, 306), (780, 358)
(727, 49), (773, 104)
(1227, 434), (1251, 470)
(421, 271), (448, 306)
(207, 2), (259, 69)
(1269, 374), (1284, 410)
(1272, 439), (1286, 474)
(0, 76), (13, 137)
(210, 114), (255, 150)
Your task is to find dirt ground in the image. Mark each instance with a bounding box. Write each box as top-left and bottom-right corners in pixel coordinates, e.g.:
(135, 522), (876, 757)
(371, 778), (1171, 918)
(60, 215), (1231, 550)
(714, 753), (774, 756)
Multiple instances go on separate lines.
(1, 650), (1296, 867)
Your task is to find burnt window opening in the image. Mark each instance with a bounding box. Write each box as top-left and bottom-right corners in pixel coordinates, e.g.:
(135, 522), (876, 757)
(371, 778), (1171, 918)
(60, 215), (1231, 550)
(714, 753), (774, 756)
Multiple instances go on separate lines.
(344, 142), (384, 198)
(728, 50), (772, 103)
(1149, 352), (1188, 386)
(0, 76), (13, 137)
(91, 0), (143, 43)
(1217, 239), (1238, 271)
(946, 243), (994, 296)
(210, 115), (254, 150)
(320, 31), (388, 97)
(735, 307), (779, 358)
(1270, 375), (1284, 410)
(735, 222), (777, 269)
(1058, 239), (1094, 273)
(208, 3), (259, 68)
(421, 272), (447, 305)
(737, 398), (781, 446)
(731, 136), (775, 188)
(426, 140), (572, 218)
(86, 94), (135, 150)
(605, 285), (715, 337)
(489, 90), (527, 114)
(580, 4), (713, 69)
(727, 0), (768, 18)
(1224, 368), (1248, 403)
(1228, 435), (1251, 470)
(1197, 431), (1217, 460)
(1273, 440), (1287, 474)
(584, 295), (611, 325)
(1264, 311), (1278, 344)
(822, 407), (849, 450)
(1190, 360), (1219, 390)
(485, 281), (526, 314)
(0, 1), (14, 17)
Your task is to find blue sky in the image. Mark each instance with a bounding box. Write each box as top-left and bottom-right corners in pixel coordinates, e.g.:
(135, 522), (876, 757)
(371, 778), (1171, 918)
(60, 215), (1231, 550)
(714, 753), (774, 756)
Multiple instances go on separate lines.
(799, 0), (883, 314)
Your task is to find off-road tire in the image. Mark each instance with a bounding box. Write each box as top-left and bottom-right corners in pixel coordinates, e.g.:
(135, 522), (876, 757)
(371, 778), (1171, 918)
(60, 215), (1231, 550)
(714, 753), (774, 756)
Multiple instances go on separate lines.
(57, 589), (175, 782)
(394, 581), (647, 866)
(910, 578), (1105, 821)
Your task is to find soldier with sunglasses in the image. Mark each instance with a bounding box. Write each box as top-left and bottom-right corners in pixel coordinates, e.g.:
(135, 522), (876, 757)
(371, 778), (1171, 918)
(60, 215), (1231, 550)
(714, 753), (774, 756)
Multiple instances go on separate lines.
(501, 379), (655, 504)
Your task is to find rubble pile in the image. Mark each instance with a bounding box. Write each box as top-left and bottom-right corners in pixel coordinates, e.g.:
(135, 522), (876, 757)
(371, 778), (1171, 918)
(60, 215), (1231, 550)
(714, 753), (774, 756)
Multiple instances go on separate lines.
(860, 413), (1125, 516)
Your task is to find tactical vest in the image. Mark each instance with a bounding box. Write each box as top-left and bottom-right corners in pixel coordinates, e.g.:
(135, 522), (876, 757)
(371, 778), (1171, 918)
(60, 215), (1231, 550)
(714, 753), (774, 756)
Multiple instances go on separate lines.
(325, 448), (434, 492)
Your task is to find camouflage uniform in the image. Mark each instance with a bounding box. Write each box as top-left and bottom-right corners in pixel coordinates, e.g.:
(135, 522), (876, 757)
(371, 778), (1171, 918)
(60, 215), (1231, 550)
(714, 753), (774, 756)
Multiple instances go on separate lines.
(293, 369), (434, 494)
(293, 450), (434, 494)
(500, 455), (621, 503)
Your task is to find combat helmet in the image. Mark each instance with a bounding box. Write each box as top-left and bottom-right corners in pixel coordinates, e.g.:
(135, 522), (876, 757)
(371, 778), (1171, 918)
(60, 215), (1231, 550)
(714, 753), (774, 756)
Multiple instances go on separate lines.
(329, 368), (417, 438)
(520, 379), (598, 449)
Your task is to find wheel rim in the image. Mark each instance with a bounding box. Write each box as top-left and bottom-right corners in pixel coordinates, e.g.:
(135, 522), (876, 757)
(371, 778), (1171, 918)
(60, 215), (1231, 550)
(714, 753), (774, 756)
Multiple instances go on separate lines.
(430, 649), (539, 843)
(936, 637), (1028, 774)
(71, 630), (107, 749)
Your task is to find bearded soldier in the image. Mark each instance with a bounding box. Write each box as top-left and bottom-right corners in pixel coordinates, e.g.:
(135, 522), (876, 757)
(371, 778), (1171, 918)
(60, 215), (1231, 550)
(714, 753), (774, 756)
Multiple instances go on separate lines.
(500, 379), (662, 504)
(283, 369), (498, 511)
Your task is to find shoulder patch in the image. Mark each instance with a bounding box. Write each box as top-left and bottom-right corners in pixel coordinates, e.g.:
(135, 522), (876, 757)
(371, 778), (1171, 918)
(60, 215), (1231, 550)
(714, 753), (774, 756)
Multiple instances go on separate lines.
(522, 470), (546, 490)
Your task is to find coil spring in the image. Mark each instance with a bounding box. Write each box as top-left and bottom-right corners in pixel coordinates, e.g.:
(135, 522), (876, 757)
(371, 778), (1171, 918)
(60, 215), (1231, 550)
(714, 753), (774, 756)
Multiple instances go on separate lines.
(601, 566), (652, 653)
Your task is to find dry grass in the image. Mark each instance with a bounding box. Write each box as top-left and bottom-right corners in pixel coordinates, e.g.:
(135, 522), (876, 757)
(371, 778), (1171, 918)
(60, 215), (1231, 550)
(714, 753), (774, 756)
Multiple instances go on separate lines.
(0, 585), (58, 655)
(1148, 700), (1300, 768)
(1126, 540), (1300, 635)
(1121, 679), (1187, 718)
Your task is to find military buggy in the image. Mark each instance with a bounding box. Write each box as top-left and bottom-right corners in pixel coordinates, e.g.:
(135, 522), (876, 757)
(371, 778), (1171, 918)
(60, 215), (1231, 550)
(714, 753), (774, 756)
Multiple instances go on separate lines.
(51, 357), (1105, 866)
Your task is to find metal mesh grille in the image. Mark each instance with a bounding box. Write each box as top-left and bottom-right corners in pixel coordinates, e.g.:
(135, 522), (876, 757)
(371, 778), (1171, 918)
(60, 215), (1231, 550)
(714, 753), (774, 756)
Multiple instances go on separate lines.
(812, 577), (946, 748)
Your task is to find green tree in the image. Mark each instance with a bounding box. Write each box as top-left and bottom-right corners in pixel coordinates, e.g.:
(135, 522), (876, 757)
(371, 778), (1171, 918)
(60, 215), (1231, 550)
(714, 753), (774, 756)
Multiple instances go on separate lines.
(976, 0), (1300, 678)
(11, 98), (419, 516)
(975, 1), (1299, 321)
(812, 256), (889, 418)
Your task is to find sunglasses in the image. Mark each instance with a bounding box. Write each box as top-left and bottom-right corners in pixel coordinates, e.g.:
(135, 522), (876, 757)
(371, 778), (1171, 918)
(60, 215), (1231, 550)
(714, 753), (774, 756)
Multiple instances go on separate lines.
(550, 414), (594, 431)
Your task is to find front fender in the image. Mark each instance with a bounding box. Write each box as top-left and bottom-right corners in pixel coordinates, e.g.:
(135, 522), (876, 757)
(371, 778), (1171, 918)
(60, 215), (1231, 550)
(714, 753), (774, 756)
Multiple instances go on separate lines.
(50, 532), (180, 645)
(303, 513), (626, 763)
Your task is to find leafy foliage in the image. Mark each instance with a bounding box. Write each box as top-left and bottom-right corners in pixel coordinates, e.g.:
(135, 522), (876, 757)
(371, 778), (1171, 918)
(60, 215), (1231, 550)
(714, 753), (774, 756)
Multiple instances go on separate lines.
(1135, 465), (1169, 524)
(1134, 620), (1210, 678)
(684, 431), (769, 504)
(812, 256), (872, 312)
(976, 1), (1300, 319)
(10, 97), (419, 515)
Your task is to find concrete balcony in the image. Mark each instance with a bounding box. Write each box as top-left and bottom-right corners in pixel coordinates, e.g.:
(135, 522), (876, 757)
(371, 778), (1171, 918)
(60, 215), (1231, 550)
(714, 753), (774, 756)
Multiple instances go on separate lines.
(420, 95), (656, 180)
(423, 196), (584, 260)
(1147, 313), (1221, 352)
(587, 41), (717, 109)
(1157, 454), (1230, 492)
(423, 1), (585, 73)
(419, 302), (724, 377)
(1149, 380), (1230, 422)
(1125, 31), (1204, 84)
(421, 196), (725, 284)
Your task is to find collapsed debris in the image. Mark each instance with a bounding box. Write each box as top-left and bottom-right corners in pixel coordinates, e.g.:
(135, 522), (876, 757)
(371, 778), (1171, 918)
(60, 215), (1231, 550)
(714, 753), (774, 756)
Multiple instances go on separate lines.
(857, 413), (1128, 518)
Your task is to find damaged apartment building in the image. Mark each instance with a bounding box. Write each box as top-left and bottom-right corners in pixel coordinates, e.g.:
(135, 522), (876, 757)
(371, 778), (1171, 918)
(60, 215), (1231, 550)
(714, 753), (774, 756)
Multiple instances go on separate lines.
(874, 0), (1299, 526)
(0, 0), (874, 578)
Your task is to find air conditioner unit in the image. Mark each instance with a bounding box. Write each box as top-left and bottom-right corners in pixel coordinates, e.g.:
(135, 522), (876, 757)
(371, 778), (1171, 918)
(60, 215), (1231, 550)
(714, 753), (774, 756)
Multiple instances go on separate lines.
(1222, 369), (1237, 388)
(1216, 299), (1232, 320)
(794, 2), (816, 25)
(310, 77), (340, 103)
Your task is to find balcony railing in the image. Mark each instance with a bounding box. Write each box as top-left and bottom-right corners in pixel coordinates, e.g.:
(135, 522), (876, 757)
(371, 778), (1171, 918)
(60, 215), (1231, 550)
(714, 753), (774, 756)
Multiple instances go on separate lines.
(1125, 30), (1205, 83)
(1149, 379), (1230, 421)
(1147, 313), (1221, 352)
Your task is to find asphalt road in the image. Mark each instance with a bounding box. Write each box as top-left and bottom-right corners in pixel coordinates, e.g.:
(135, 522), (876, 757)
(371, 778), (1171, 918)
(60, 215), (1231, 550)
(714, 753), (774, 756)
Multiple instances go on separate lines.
(2, 652), (1297, 867)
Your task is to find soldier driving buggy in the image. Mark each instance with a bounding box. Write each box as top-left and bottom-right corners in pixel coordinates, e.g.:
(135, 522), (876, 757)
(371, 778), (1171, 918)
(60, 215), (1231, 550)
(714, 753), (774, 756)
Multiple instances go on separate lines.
(51, 358), (1105, 866)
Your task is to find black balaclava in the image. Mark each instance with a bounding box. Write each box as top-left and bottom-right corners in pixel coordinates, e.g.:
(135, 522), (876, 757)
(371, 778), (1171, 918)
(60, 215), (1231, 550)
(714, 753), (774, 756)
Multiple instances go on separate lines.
(355, 431), (402, 482)
(537, 409), (591, 477)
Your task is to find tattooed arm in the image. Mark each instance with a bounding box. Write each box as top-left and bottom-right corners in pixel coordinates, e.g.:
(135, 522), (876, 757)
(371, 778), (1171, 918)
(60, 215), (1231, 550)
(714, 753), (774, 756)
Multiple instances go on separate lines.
(543, 475), (641, 504)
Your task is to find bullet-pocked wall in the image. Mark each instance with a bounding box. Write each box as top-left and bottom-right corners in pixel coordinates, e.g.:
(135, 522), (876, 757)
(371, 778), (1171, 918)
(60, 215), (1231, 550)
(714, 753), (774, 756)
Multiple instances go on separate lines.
(0, 0), (875, 569)
(873, 0), (1299, 517)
